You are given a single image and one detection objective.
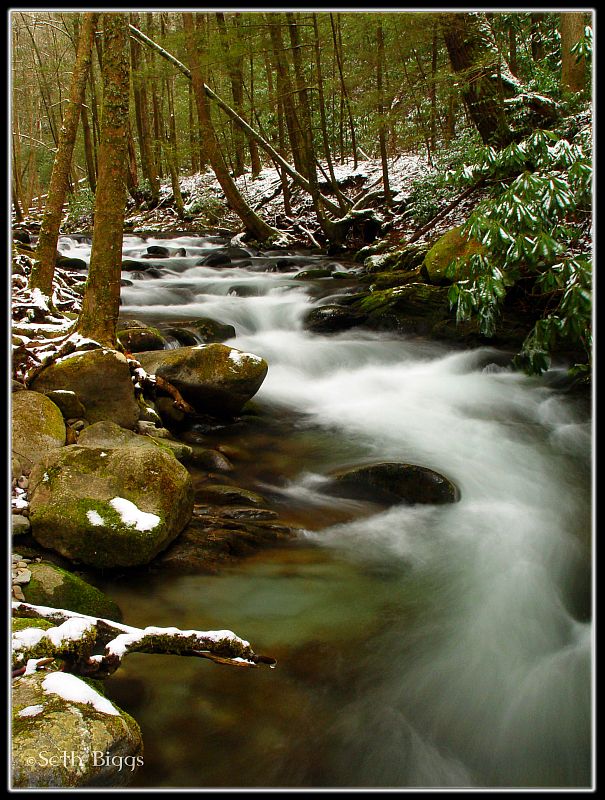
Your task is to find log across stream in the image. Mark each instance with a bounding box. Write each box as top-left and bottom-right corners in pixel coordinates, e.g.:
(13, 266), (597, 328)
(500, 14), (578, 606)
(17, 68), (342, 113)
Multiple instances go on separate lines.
(60, 233), (592, 788)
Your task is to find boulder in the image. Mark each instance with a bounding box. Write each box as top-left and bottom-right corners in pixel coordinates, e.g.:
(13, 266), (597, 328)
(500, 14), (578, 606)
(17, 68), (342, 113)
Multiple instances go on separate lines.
(304, 304), (368, 333)
(22, 562), (122, 621)
(78, 420), (192, 464)
(12, 671), (142, 788)
(56, 255), (87, 271)
(30, 349), (139, 430)
(324, 462), (460, 505)
(117, 326), (167, 353)
(196, 249), (232, 267)
(158, 317), (235, 345)
(145, 244), (170, 258)
(136, 343), (268, 417)
(12, 391), (66, 470)
(421, 225), (484, 285)
(28, 441), (194, 568)
(194, 483), (267, 507)
(42, 390), (86, 420)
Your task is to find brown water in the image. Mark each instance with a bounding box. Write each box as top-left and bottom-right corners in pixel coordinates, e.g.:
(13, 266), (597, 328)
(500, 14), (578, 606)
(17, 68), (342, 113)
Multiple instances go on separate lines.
(64, 234), (592, 788)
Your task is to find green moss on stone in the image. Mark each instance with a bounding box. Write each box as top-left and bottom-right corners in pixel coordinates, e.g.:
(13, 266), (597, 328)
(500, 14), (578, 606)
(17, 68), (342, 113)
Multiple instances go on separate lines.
(23, 563), (122, 621)
(422, 225), (485, 285)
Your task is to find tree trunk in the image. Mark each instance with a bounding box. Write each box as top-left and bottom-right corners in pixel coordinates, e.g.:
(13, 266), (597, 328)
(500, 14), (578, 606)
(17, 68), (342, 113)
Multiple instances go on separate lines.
(530, 13), (545, 63)
(164, 74), (184, 219)
(76, 12), (130, 347)
(215, 12), (245, 177)
(80, 101), (97, 193)
(182, 12), (279, 242)
(145, 12), (164, 180)
(376, 19), (392, 207)
(440, 12), (514, 148)
(30, 12), (98, 297)
(330, 13), (357, 167)
(560, 12), (586, 94)
(130, 11), (160, 203)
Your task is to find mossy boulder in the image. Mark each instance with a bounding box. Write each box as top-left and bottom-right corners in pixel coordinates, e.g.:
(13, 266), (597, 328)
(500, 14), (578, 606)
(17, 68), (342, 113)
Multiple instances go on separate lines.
(30, 349), (139, 430)
(117, 326), (167, 353)
(22, 562), (122, 621)
(42, 390), (86, 421)
(12, 391), (66, 470)
(28, 442), (194, 568)
(78, 421), (192, 464)
(194, 483), (267, 507)
(12, 671), (142, 788)
(324, 462), (460, 506)
(136, 343), (268, 417)
(304, 304), (368, 333)
(421, 225), (485, 285)
(158, 317), (236, 345)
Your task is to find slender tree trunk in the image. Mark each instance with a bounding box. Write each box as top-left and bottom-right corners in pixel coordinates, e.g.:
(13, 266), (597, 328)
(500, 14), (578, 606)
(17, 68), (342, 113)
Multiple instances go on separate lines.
(145, 12), (164, 180)
(80, 102), (97, 192)
(77, 12), (130, 347)
(376, 19), (392, 207)
(508, 21), (518, 77)
(248, 48), (262, 177)
(182, 12), (279, 242)
(130, 11), (159, 203)
(215, 12), (245, 176)
(12, 183), (24, 223)
(429, 25), (438, 153)
(30, 12), (98, 297)
(560, 12), (586, 94)
(312, 13), (346, 210)
(267, 14), (306, 177)
(164, 74), (184, 219)
(530, 14), (545, 63)
(188, 82), (199, 173)
(330, 13), (357, 167)
(126, 119), (140, 203)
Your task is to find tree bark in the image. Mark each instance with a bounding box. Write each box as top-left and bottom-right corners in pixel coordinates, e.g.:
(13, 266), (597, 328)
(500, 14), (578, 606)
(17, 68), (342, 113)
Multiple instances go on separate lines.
(560, 12), (586, 94)
(76, 12), (130, 347)
(182, 12), (279, 242)
(376, 19), (392, 207)
(130, 11), (160, 203)
(30, 12), (98, 297)
(330, 13), (357, 167)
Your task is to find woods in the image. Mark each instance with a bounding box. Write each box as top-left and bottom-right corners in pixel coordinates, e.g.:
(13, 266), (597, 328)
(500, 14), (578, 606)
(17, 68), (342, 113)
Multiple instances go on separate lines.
(11, 10), (593, 791)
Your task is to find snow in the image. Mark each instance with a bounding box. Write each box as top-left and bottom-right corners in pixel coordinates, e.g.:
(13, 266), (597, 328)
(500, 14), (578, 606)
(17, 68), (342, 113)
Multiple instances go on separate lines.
(13, 627), (47, 651)
(229, 348), (261, 366)
(42, 672), (119, 716)
(24, 658), (51, 676)
(109, 497), (160, 532)
(87, 509), (105, 526)
(107, 625), (250, 658)
(18, 704), (44, 717)
(46, 618), (95, 647)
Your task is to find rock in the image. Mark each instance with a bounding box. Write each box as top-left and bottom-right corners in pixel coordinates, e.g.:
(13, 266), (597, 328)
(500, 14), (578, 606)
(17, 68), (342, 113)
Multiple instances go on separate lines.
(12, 391), (66, 469)
(189, 447), (233, 472)
(194, 483), (267, 507)
(117, 319), (148, 331)
(117, 326), (167, 353)
(13, 229), (31, 245)
(56, 255), (87, 271)
(121, 259), (150, 271)
(145, 244), (170, 257)
(12, 515), (31, 537)
(22, 562), (122, 620)
(187, 318), (236, 343)
(136, 343), (268, 417)
(12, 456), (22, 479)
(196, 249), (232, 267)
(158, 326), (199, 347)
(28, 442), (194, 568)
(30, 349), (139, 430)
(12, 586), (26, 601)
(43, 390), (87, 420)
(77, 420), (191, 463)
(421, 225), (484, 286)
(13, 568), (32, 585)
(157, 514), (295, 573)
(324, 462), (460, 505)
(304, 304), (368, 333)
(293, 268), (334, 280)
(11, 671), (143, 787)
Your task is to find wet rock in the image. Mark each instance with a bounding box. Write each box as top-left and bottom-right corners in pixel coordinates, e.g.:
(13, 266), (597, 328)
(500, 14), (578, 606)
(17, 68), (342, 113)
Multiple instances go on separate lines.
(304, 304), (368, 333)
(12, 391), (66, 470)
(56, 255), (87, 271)
(324, 462), (460, 505)
(145, 245), (170, 258)
(136, 343), (268, 417)
(28, 441), (194, 568)
(12, 671), (143, 787)
(194, 483), (267, 507)
(158, 317), (235, 345)
(117, 326), (167, 353)
(196, 249), (232, 267)
(13, 229), (31, 245)
(294, 268), (335, 280)
(121, 259), (150, 271)
(30, 349), (140, 431)
(22, 562), (122, 620)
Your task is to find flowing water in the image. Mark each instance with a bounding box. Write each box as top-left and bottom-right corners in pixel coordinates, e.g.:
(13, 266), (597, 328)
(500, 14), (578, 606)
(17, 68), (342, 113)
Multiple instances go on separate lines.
(60, 234), (593, 788)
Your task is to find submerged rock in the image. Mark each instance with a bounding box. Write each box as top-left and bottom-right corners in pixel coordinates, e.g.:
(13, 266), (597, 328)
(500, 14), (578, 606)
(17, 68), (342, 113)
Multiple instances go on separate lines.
(28, 441), (194, 568)
(304, 304), (368, 333)
(136, 343), (268, 417)
(324, 462), (460, 505)
(30, 349), (139, 431)
(12, 671), (143, 788)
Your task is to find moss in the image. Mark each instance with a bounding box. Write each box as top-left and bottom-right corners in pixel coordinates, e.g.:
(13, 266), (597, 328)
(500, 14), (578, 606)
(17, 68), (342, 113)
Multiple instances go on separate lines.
(12, 617), (54, 633)
(422, 225), (485, 285)
(12, 620), (98, 668)
(23, 563), (122, 621)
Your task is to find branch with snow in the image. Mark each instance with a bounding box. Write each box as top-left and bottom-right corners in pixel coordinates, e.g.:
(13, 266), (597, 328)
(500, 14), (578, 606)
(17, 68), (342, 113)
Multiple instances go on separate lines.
(12, 602), (276, 679)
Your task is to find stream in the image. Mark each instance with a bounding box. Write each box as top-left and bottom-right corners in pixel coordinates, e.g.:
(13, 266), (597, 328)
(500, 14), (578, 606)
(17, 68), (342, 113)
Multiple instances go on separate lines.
(59, 233), (592, 788)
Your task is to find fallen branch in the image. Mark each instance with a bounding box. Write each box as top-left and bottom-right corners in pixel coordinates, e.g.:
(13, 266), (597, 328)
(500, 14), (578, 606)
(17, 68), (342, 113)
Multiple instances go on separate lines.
(406, 179), (485, 245)
(12, 601), (276, 679)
